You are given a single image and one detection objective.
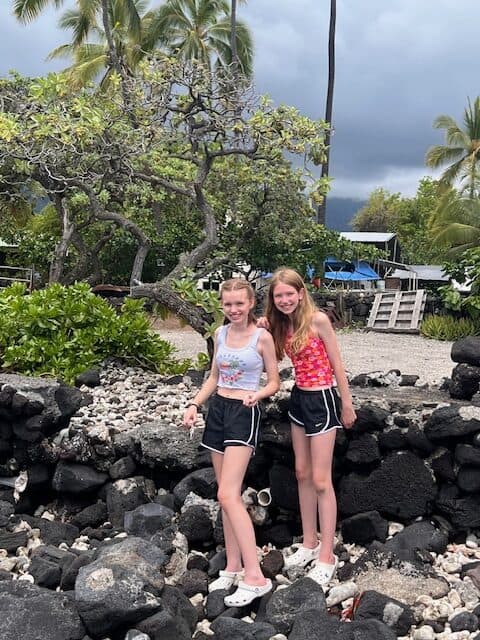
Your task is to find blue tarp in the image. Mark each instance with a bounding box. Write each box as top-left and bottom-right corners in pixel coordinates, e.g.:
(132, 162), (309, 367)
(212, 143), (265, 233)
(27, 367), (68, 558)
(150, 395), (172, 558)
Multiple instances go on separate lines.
(324, 258), (379, 281)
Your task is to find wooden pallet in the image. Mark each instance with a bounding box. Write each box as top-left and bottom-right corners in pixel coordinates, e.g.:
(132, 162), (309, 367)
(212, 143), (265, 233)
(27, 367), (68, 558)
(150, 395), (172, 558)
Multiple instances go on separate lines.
(367, 290), (427, 333)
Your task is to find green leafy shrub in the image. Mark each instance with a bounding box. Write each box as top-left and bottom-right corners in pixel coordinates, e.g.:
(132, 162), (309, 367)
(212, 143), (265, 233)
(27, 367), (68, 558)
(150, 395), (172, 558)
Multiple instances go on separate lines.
(420, 314), (480, 341)
(0, 282), (190, 383)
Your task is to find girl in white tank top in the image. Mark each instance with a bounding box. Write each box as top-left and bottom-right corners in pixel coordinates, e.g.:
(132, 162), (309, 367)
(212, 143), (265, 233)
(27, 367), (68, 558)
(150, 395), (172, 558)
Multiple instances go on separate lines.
(183, 279), (279, 607)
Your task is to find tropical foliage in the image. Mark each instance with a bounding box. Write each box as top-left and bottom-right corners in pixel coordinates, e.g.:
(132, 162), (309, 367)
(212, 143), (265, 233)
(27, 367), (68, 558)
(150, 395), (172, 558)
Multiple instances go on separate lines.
(0, 57), (330, 334)
(425, 97), (480, 197)
(420, 314), (480, 341)
(47, 0), (151, 88)
(0, 197), (34, 237)
(428, 190), (480, 256)
(351, 187), (402, 233)
(351, 178), (446, 264)
(0, 282), (190, 382)
(440, 247), (480, 319)
(143, 0), (253, 77)
(14, 0), (253, 88)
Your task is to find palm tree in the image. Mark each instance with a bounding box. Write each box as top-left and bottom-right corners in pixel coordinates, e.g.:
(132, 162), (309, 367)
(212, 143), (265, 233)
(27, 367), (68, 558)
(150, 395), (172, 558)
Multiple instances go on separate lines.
(317, 0), (336, 225)
(230, 0), (248, 77)
(230, 0), (238, 72)
(14, 0), (143, 94)
(47, 0), (149, 88)
(143, 0), (253, 78)
(13, 0), (141, 31)
(426, 97), (480, 198)
(14, 0), (253, 87)
(429, 189), (480, 255)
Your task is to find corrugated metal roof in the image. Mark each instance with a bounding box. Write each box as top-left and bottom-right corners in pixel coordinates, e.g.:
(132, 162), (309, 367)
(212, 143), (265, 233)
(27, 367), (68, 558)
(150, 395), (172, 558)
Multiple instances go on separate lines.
(408, 265), (449, 281)
(391, 265), (449, 281)
(340, 232), (397, 243)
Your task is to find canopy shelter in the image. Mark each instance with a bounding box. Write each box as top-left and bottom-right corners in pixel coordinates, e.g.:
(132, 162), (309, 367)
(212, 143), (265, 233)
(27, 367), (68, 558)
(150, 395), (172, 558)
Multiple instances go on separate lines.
(323, 257), (380, 287)
(339, 232), (401, 263)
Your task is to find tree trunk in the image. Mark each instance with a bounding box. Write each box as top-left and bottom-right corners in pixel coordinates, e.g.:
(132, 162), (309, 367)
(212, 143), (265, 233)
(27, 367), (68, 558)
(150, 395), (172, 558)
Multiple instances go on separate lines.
(49, 195), (74, 283)
(130, 242), (150, 287)
(317, 0), (336, 226)
(72, 180), (151, 287)
(66, 230), (109, 285)
(230, 0), (238, 74)
(131, 281), (215, 358)
(100, 0), (137, 126)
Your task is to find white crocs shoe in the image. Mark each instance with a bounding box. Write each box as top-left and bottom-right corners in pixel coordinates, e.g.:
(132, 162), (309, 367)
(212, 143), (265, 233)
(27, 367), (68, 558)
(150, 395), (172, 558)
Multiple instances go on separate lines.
(208, 569), (244, 593)
(306, 555), (338, 586)
(223, 579), (272, 607)
(284, 542), (320, 569)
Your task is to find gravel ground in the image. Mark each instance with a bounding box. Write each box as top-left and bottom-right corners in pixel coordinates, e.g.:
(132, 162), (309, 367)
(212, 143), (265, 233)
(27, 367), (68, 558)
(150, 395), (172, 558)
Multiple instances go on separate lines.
(156, 325), (455, 386)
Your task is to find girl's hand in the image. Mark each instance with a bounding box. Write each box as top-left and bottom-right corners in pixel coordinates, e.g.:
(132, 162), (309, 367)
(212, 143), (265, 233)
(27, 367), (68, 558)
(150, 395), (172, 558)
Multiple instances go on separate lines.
(183, 405), (198, 428)
(341, 405), (356, 429)
(243, 392), (259, 407)
(256, 316), (270, 330)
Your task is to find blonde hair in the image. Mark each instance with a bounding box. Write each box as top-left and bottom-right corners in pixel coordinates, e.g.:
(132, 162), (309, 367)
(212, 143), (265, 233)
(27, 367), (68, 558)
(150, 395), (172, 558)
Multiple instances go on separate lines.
(220, 278), (256, 324)
(265, 268), (318, 360)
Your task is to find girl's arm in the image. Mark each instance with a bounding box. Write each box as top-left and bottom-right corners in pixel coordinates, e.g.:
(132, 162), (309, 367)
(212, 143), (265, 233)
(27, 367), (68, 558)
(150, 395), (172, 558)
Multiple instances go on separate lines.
(182, 329), (220, 428)
(244, 331), (280, 406)
(313, 311), (356, 429)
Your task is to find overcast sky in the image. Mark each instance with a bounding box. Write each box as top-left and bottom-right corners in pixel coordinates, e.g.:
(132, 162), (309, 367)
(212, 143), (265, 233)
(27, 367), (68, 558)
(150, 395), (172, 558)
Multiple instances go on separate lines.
(1, 0), (478, 202)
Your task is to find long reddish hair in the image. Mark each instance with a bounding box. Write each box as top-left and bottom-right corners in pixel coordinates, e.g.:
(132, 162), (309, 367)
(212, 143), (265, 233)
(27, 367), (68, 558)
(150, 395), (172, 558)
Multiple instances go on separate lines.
(265, 268), (318, 360)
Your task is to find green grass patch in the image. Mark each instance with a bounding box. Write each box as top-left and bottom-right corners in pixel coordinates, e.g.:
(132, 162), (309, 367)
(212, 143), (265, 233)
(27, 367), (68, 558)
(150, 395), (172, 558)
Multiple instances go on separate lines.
(420, 314), (480, 341)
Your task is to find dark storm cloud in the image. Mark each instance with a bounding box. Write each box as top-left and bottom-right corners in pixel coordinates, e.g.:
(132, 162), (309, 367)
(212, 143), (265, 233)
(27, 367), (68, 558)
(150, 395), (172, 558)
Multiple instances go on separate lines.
(244, 0), (480, 198)
(2, 0), (480, 198)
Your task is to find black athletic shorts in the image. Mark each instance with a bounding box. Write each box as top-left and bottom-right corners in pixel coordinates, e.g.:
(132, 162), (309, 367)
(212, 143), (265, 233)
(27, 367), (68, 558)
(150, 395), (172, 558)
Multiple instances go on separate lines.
(288, 385), (342, 436)
(202, 394), (262, 454)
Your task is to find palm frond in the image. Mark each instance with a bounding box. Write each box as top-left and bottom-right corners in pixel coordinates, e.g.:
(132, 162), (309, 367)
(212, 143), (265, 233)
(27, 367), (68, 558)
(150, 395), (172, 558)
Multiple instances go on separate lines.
(117, 0), (142, 40)
(71, 4), (98, 46)
(464, 97), (480, 140)
(133, 0), (149, 13)
(65, 45), (109, 88)
(208, 17), (253, 76)
(425, 145), (465, 169)
(197, 0), (229, 24)
(46, 43), (77, 60)
(429, 190), (480, 253)
(441, 158), (468, 185)
(142, 4), (191, 51)
(433, 115), (459, 131)
(13, 0), (64, 23)
(431, 222), (480, 247)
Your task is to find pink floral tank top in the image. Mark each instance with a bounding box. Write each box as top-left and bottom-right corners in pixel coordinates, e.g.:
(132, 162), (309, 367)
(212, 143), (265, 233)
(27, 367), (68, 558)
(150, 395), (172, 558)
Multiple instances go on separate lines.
(285, 332), (334, 388)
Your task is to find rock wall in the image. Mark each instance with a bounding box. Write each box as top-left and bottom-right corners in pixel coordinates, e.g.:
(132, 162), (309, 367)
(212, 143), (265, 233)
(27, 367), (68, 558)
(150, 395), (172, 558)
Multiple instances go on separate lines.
(1, 367), (480, 542)
(1, 357), (480, 639)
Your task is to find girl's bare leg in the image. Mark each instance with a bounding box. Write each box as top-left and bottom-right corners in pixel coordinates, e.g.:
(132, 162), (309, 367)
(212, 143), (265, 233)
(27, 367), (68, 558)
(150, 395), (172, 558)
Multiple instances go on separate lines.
(216, 446), (267, 585)
(310, 429), (337, 564)
(211, 452), (242, 572)
(291, 424), (318, 548)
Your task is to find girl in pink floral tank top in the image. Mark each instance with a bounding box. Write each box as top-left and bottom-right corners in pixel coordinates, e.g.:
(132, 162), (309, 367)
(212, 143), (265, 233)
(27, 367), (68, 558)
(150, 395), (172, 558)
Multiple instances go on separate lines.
(285, 332), (334, 388)
(262, 268), (356, 587)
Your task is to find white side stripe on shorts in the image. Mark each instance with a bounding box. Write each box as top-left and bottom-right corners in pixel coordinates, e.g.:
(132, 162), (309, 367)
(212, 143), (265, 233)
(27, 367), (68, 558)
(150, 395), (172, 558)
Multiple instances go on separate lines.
(224, 405), (261, 448)
(329, 387), (341, 425)
(313, 387), (342, 433)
